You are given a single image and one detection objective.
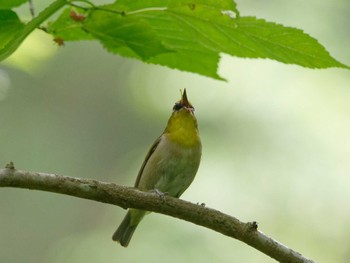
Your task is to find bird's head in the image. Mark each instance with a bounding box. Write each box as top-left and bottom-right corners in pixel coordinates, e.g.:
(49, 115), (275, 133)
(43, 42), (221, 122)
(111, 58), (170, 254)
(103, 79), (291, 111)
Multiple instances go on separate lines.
(164, 89), (199, 141)
(172, 89), (195, 114)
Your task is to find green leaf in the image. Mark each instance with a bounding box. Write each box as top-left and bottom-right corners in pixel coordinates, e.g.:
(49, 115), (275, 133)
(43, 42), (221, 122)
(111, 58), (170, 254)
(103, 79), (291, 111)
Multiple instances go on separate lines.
(231, 17), (347, 68)
(83, 9), (171, 60)
(150, 49), (223, 80)
(0, 0), (27, 9)
(0, 10), (24, 49)
(47, 8), (94, 41)
(42, 0), (349, 79)
(74, 0), (346, 79)
(1, 0), (348, 79)
(150, 3), (347, 70)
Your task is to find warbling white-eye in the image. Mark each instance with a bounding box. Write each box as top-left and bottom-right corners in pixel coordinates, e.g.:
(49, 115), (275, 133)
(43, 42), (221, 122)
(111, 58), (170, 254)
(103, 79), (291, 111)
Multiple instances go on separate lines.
(112, 89), (202, 247)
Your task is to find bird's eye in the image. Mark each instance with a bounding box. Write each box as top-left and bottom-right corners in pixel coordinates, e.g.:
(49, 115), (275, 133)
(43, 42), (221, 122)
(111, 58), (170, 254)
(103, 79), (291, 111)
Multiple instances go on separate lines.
(173, 102), (182, 111)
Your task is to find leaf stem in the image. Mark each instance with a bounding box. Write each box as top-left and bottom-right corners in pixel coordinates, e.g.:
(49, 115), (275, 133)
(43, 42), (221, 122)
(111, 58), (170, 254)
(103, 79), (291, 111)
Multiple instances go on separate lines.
(68, 1), (125, 15)
(0, 0), (67, 61)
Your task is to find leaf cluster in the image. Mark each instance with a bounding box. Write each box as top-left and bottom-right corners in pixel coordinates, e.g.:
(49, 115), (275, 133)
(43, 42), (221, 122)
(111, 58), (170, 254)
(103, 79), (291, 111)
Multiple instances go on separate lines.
(0, 0), (348, 79)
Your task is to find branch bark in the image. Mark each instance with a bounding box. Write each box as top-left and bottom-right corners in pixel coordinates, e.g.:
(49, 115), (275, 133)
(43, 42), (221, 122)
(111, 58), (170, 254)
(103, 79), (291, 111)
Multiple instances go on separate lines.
(0, 163), (314, 263)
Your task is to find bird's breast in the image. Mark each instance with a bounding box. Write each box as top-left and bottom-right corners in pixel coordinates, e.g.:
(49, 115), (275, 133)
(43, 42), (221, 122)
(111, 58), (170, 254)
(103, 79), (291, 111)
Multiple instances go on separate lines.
(137, 134), (201, 197)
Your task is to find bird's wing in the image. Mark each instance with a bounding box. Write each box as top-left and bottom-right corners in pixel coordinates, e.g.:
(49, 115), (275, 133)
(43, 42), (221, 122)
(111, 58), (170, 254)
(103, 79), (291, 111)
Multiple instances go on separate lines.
(134, 135), (162, 188)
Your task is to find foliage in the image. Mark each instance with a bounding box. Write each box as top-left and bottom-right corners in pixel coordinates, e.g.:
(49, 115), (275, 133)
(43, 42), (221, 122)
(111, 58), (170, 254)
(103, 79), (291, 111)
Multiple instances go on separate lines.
(0, 0), (348, 79)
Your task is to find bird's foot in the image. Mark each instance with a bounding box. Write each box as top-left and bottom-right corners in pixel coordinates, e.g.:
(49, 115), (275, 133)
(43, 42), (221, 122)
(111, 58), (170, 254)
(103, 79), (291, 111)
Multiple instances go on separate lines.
(149, 189), (168, 197)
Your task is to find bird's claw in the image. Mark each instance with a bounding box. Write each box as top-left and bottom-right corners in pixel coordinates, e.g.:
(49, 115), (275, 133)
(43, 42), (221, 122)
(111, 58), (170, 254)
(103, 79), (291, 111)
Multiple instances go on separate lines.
(149, 189), (168, 197)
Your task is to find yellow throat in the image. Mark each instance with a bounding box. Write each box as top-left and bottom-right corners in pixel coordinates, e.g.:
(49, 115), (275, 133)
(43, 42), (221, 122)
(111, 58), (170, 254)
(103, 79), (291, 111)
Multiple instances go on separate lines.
(164, 90), (200, 147)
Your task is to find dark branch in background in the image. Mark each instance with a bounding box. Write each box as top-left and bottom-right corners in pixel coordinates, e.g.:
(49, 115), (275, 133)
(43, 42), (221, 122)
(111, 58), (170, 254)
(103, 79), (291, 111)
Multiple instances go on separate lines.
(0, 163), (314, 263)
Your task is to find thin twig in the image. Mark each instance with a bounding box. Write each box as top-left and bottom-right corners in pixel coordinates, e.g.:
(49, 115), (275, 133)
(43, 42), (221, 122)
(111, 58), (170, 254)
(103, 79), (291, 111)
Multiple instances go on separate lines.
(0, 164), (314, 263)
(28, 0), (35, 17)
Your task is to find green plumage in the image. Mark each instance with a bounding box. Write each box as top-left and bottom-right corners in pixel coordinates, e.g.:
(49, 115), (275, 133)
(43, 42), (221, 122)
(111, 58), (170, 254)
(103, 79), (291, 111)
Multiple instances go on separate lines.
(112, 210), (145, 247)
(112, 89), (201, 247)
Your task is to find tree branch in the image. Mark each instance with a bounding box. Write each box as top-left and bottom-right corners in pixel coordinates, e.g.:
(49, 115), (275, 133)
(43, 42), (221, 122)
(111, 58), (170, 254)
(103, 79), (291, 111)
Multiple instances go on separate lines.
(0, 163), (314, 263)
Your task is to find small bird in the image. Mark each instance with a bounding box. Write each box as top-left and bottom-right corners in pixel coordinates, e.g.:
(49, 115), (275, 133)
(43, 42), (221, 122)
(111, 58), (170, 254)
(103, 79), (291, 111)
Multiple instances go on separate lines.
(112, 89), (202, 247)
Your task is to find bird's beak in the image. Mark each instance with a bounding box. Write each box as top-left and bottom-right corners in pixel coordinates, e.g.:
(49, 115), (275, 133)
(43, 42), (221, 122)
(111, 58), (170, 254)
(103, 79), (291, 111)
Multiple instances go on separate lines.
(182, 89), (190, 108)
(181, 89), (195, 113)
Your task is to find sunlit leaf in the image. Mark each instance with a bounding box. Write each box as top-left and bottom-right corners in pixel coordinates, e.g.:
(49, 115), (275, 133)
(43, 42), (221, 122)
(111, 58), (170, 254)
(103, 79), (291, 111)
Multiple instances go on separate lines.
(74, 1), (346, 78)
(6, 0), (348, 79)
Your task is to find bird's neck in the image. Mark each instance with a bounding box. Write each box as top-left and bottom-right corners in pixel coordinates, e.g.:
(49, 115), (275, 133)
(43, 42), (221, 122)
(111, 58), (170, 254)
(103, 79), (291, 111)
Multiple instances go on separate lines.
(164, 112), (200, 147)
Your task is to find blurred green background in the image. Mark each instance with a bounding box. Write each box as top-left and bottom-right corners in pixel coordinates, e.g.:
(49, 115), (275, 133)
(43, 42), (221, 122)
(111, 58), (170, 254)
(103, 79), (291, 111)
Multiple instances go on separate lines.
(1, 0), (350, 262)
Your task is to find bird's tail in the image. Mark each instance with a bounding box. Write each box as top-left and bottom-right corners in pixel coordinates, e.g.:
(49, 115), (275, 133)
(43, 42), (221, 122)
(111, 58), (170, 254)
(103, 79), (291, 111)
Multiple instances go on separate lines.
(112, 210), (144, 247)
